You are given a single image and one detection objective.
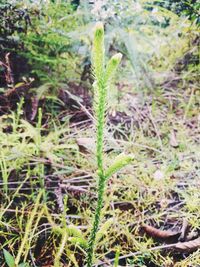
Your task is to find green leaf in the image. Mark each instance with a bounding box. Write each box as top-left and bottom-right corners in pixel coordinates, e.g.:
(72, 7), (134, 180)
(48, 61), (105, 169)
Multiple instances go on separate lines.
(68, 237), (88, 248)
(3, 249), (15, 267)
(18, 263), (30, 267)
(104, 53), (122, 82)
(104, 153), (134, 180)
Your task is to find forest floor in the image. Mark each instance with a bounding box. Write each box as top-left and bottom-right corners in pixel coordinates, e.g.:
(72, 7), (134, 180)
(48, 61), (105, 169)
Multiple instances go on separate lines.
(0, 61), (200, 267)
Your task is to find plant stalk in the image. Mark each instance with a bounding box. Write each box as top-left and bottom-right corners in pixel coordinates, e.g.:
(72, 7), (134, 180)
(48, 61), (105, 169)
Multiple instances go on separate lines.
(86, 22), (123, 267)
(86, 78), (107, 267)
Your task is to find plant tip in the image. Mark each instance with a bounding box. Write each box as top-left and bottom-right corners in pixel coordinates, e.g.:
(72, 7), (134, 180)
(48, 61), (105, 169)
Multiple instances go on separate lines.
(95, 21), (104, 30)
(110, 53), (122, 66)
(94, 22), (104, 37)
(114, 53), (123, 61)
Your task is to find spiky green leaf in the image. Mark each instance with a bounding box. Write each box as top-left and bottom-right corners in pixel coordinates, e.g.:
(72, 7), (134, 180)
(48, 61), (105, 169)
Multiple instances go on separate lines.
(104, 153), (134, 180)
(104, 53), (122, 82)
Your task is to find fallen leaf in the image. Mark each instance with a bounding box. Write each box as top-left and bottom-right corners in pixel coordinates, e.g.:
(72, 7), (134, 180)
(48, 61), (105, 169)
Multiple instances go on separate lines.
(169, 130), (179, 148)
(76, 138), (96, 154)
(76, 138), (113, 154)
(142, 224), (180, 239)
(175, 237), (200, 251)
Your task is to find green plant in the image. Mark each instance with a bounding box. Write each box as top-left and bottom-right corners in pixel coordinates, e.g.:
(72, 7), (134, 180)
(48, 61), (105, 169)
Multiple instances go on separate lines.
(2, 190), (43, 267)
(15, 190), (43, 266)
(86, 22), (134, 267)
(156, 0), (200, 24)
(20, 2), (81, 86)
(0, 1), (33, 86)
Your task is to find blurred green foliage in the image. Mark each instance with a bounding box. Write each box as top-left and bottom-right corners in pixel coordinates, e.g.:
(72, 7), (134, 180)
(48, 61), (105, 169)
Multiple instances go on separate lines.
(0, 1), (33, 85)
(20, 2), (81, 85)
(81, 0), (199, 90)
(0, 0), (199, 91)
(155, 0), (200, 24)
(0, 1), (86, 88)
(0, 1), (31, 49)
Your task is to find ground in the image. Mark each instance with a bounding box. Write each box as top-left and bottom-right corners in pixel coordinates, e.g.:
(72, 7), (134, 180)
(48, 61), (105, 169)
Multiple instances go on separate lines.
(0, 60), (200, 267)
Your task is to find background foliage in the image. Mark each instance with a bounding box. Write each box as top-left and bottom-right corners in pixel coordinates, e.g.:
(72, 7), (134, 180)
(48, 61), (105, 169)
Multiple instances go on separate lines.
(1, 0), (199, 90)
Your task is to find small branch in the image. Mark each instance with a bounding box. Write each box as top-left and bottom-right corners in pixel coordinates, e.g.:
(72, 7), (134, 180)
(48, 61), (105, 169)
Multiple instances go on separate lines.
(93, 243), (178, 266)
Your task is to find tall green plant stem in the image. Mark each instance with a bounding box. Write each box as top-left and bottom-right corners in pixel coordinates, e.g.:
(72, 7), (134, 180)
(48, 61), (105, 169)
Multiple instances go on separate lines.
(86, 79), (107, 266)
(86, 22), (122, 267)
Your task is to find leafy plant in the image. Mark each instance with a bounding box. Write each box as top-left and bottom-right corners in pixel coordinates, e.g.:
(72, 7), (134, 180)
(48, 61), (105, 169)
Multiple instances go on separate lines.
(20, 2), (81, 86)
(0, 1), (85, 88)
(86, 22), (134, 267)
(156, 0), (200, 24)
(0, 1), (31, 49)
(0, 1), (33, 86)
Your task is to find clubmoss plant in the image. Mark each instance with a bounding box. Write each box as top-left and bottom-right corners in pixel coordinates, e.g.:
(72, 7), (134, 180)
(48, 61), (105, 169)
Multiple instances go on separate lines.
(86, 22), (134, 267)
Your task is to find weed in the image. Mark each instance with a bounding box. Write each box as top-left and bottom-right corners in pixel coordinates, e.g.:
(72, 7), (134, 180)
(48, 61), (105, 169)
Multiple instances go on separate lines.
(86, 22), (134, 267)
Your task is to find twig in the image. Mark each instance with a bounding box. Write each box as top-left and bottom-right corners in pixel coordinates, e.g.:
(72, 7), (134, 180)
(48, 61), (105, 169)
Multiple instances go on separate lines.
(65, 89), (96, 123)
(93, 243), (178, 266)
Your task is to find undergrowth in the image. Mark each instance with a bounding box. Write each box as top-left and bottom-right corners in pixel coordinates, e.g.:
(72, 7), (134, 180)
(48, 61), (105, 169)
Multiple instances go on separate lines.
(0, 2), (200, 267)
(1, 58), (200, 266)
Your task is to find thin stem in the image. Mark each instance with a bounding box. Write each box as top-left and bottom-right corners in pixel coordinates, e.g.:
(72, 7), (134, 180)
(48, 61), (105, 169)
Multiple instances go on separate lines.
(86, 173), (106, 267)
(93, 242), (180, 266)
(87, 80), (107, 267)
(86, 22), (122, 267)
